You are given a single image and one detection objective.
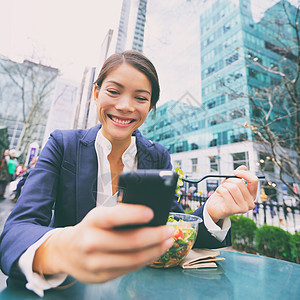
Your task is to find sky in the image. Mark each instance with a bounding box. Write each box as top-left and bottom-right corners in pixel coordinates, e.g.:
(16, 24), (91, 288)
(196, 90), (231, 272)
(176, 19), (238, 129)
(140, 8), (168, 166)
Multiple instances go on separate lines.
(0, 0), (298, 104)
(0, 0), (123, 83)
(143, 0), (299, 103)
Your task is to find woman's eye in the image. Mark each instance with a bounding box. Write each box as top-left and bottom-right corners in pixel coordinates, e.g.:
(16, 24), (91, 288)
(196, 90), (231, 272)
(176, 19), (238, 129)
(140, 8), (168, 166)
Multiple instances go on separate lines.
(136, 96), (148, 101)
(107, 89), (119, 95)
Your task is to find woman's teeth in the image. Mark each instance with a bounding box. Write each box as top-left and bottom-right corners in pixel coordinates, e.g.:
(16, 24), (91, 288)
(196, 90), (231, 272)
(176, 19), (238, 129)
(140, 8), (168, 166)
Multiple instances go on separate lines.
(111, 116), (132, 124)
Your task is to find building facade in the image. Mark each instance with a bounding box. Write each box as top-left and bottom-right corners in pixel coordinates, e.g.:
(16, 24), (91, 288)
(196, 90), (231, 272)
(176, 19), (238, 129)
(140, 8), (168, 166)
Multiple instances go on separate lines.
(115, 0), (148, 53)
(0, 57), (59, 160)
(132, 0), (147, 52)
(115, 0), (131, 53)
(140, 0), (299, 199)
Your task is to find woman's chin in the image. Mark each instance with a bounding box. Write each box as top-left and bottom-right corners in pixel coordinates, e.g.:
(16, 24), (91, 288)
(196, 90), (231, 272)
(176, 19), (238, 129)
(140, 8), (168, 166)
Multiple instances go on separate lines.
(107, 129), (134, 142)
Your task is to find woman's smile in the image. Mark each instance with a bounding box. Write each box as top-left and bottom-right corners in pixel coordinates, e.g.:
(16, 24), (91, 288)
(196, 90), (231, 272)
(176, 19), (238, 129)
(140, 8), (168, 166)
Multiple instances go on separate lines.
(107, 114), (136, 127)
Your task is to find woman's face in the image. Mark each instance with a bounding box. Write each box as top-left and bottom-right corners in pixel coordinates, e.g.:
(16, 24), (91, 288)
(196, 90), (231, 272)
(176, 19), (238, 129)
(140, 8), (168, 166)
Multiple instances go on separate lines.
(94, 63), (152, 144)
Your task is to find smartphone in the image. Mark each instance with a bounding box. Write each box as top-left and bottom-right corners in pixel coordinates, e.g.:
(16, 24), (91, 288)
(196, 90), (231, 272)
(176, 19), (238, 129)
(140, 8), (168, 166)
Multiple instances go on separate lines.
(117, 169), (178, 228)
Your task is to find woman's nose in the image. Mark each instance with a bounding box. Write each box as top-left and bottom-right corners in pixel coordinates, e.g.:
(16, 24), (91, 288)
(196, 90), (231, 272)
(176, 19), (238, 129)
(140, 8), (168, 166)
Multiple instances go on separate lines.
(115, 95), (134, 112)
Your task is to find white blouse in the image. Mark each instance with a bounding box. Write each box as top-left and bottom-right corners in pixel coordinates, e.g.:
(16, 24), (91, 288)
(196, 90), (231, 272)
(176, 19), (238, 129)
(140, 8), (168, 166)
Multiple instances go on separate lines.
(94, 128), (137, 207)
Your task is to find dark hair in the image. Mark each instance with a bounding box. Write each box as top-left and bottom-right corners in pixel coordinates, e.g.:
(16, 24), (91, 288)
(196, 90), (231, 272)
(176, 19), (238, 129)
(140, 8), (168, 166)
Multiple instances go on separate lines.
(94, 50), (160, 109)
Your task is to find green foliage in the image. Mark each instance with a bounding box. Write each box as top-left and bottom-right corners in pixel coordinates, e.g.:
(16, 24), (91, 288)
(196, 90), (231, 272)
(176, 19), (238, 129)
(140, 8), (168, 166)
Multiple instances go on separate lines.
(175, 166), (184, 202)
(223, 215), (300, 264)
(184, 209), (194, 215)
(290, 232), (300, 263)
(255, 225), (292, 261)
(230, 215), (257, 253)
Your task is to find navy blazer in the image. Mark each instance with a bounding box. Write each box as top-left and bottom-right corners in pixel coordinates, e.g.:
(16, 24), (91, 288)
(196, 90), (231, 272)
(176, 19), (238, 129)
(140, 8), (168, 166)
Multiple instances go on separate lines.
(0, 125), (230, 281)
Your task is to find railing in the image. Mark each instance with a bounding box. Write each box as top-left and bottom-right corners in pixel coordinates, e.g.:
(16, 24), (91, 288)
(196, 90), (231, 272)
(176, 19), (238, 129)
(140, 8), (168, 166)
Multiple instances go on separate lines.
(179, 193), (300, 233)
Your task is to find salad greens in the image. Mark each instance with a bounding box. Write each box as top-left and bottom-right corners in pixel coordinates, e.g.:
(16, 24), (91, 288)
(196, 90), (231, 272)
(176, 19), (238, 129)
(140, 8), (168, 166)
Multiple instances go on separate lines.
(149, 216), (197, 268)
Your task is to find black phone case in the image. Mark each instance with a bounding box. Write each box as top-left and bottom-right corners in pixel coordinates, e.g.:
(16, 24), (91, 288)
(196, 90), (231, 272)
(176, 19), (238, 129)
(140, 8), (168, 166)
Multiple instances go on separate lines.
(117, 169), (178, 228)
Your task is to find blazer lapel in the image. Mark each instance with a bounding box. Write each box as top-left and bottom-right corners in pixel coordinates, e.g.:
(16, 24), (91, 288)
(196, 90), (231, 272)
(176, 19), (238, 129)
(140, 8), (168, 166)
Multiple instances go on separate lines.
(76, 125), (99, 223)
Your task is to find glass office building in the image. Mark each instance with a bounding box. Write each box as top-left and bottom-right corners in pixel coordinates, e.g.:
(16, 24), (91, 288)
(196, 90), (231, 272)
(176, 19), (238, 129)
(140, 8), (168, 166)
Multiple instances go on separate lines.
(115, 0), (148, 53)
(140, 0), (299, 195)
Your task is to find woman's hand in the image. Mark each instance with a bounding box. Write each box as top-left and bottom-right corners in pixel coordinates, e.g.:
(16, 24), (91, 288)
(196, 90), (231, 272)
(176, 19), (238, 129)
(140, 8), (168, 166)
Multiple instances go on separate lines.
(33, 204), (174, 283)
(205, 165), (259, 224)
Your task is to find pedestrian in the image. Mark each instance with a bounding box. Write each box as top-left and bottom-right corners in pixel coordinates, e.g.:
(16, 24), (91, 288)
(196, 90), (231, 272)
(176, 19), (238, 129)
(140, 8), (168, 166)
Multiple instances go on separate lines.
(0, 50), (259, 297)
(15, 164), (25, 177)
(7, 149), (18, 182)
(269, 198), (275, 218)
(283, 200), (288, 221)
(0, 149), (10, 200)
(253, 203), (258, 221)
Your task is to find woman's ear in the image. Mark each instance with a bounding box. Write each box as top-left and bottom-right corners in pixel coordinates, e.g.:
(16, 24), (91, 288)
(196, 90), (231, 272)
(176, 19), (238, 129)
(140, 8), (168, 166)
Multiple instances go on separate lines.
(94, 85), (99, 104)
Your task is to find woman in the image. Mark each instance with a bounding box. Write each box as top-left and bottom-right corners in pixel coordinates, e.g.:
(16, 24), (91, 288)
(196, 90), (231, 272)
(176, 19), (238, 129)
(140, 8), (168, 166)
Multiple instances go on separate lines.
(7, 149), (18, 182)
(0, 50), (258, 296)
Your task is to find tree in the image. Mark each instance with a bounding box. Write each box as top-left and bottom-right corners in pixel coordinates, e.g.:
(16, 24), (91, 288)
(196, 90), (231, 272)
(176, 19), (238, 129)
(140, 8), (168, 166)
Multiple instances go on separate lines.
(0, 58), (59, 162)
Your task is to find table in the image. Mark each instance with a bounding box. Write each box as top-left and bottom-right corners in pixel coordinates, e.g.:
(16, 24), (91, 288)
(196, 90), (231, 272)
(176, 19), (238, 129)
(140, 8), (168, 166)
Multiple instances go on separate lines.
(0, 250), (299, 299)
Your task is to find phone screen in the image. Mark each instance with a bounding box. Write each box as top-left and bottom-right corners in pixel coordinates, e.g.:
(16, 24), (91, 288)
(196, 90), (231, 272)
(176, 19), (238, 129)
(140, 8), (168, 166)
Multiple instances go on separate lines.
(117, 169), (178, 228)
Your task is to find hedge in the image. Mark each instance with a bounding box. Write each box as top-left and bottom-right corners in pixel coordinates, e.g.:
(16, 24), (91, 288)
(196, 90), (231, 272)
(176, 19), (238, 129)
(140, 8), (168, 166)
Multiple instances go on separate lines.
(230, 215), (257, 253)
(290, 232), (300, 263)
(255, 225), (292, 261)
(230, 215), (299, 263)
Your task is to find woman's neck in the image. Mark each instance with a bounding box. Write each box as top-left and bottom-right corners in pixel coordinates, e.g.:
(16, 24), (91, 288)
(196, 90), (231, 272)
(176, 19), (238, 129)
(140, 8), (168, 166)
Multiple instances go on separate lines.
(109, 137), (132, 160)
(107, 138), (132, 195)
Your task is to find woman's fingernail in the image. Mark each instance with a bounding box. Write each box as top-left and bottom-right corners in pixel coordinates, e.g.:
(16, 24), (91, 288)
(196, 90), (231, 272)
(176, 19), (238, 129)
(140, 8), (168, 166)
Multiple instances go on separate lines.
(166, 226), (175, 237)
(144, 208), (154, 220)
(164, 237), (174, 249)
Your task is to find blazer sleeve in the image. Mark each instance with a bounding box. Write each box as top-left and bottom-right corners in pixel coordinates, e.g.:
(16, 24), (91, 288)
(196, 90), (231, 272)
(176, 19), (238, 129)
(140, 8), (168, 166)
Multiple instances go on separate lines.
(0, 130), (64, 280)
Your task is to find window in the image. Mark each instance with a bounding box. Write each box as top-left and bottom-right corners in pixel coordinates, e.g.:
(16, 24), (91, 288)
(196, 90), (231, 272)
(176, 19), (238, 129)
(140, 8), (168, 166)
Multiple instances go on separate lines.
(191, 143), (199, 150)
(225, 53), (239, 65)
(223, 24), (231, 34)
(211, 119), (217, 126)
(191, 158), (198, 172)
(210, 156), (219, 172)
(248, 68), (258, 79)
(207, 101), (216, 109)
(209, 138), (217, 147)
(232, 152), (249, 169)
(265, 41), (297, 63)
(230, 133), (248, 143)
(270, 77), (281, 85)
(229, 93), (241, 100)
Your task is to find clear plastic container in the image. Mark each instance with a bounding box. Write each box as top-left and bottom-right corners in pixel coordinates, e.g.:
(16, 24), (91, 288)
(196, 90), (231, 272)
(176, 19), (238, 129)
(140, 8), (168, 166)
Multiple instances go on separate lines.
(149, 213), (202, 268)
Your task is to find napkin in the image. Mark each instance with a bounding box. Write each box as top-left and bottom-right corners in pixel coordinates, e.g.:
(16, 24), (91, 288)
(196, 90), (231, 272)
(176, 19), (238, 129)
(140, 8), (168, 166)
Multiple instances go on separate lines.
(179, 248), (225, 269)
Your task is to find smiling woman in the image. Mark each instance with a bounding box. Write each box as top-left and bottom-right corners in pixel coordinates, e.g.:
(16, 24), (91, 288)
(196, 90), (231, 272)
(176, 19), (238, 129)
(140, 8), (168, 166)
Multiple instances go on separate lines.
(0, 50), (258, 297)
(0, 50), (178, 297)
(92, 50), (160, 195)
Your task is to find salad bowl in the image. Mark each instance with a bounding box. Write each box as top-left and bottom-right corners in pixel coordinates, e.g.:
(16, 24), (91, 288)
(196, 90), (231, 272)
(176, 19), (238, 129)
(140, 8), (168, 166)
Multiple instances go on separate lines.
(149, 212), (202, 268)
